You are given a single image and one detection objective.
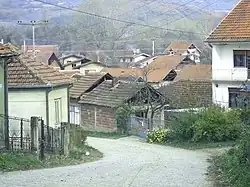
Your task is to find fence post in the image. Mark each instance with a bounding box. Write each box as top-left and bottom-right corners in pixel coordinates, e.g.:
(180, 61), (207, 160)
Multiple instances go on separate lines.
(20, 119), (23, 150)
(61, 122), (69, 156)
(40, 119), (45, 160)
(30, 117), (39, 152)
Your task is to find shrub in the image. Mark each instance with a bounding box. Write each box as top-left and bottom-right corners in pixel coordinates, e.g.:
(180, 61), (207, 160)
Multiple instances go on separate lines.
(116, 104), (134, 134)
(69, 127), (87, 149)
(147, 128), (169, 144)
(211, 132), (250, 187)
(192, 107), (241, 142)
(167, 112), (198, 141)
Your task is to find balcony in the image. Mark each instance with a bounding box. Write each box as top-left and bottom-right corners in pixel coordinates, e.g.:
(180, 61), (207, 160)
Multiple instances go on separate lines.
(212, 68), (249, 81)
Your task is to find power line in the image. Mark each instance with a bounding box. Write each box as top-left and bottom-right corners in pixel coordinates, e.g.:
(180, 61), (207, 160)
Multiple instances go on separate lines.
(120, 0), (223, 40)
(82, 0), (161, 30)
(32, 0), (206, 36)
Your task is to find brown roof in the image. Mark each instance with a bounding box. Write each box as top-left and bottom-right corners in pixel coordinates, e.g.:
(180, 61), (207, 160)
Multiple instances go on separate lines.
(159, 80), (212, 109)
(60, 70), (83, 79)
(206, 0), (250, 42)
(146, 55), (183, 82)
(70, 73), (113, 99)
(175, 64), (212, 81)
(79, 80), (148, 108)
(165, 41), (191, 51)
(102, 67), (143, 78)
(0, 43), (19, 57)
(23, 45), (59, 63)
(8, 56), (71, 88)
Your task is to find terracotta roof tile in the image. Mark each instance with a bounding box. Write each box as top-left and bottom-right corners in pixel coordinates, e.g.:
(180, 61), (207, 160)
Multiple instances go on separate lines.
(8, 56), (71, 87)
(159, 80), (212, 109)
(206, 0), (250, 42)
(79, 80), (151, 108)
(101, 67), (143, 78)
(175, 64), (212, 81)
(0, 43), (19, 56)
(70, 73), (113, 99)
(146, 55), (183, 82)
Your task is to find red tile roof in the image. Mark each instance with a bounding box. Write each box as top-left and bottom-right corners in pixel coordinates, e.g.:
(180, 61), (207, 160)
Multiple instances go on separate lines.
(206, 0), (250, 42)
(8, 56), (71, 87)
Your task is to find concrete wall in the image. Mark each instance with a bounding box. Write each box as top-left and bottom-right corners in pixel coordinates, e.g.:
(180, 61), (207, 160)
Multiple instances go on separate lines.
(64, 62), (81, 71)
(0, 60), (5, 139)
(8, 89), (47, 126)
(0, 62), (4, 116)
(81, 104), (116, 132)
(212, 43), (250, 81)
(79, 63), (104, 75)
(62, 56), (80, 65)
(212, 42), (250, 107)
(48, 86), (69, 127)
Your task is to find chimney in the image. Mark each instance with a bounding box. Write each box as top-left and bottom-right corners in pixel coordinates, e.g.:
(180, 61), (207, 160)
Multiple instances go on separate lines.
(0, 39), (3, 44)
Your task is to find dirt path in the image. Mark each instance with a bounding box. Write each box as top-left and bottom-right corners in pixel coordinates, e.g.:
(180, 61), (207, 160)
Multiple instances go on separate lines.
(0, 137), (215, 187)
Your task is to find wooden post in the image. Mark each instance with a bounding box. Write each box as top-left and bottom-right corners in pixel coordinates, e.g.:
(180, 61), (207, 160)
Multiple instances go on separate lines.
(61, 122), (69, 156)
(40, 119), (45, 160)
(30, 117), (39, 152)
(20, 119), (23, 150)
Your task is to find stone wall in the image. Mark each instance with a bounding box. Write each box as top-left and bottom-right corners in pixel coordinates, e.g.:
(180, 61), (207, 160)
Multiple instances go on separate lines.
(81, 104), (117, 132)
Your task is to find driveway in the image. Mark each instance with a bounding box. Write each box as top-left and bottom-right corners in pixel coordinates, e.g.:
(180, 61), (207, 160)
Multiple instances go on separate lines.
(0, 137), (215, 187)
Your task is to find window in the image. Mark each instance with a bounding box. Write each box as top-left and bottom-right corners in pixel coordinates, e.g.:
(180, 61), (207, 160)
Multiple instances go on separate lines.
(233, 50), (250, 67)
(228, 88), (241, 108)
(70, 105), (80, 124)
(66, 60), (71, 64)
(55, 98), (62, 124)
(72, 63), (76, 68)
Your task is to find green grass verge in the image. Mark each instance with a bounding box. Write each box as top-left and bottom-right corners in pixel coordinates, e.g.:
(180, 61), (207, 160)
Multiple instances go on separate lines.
(0, 145), (103, 172)
(208, 148), (250, 187)
(164, 140), (237, 150)
(86, 131), (129, 139)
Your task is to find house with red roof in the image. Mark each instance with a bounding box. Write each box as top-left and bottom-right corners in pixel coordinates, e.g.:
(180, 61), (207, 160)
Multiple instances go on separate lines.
(206, 0), (250, 108)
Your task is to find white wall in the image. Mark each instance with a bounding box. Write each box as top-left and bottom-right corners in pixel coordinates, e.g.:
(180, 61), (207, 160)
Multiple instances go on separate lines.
(212, 43), (250, 81)
(79, 63), (104, 75)
(48, 87), (69, 127)
(8, 90), (46, 130)
(62, 57), (81, 65)
(134, 55), (147, 63)
(64, 61), (81, 71)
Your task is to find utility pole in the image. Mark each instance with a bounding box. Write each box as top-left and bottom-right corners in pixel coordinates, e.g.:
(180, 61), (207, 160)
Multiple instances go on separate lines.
(152, 40), (155, 56)
(17, 20), (48, 58)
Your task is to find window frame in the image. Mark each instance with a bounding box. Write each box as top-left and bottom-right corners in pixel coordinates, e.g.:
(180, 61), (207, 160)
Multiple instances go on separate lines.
(233, 50), (249, 68)
(54, 98), (62, 124)
(69, 104), (81, 125)
(228, 88), (241, 108)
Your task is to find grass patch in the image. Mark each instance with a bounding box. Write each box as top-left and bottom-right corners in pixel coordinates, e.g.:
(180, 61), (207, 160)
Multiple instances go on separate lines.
(86, 131), (129, 139)
(165, 140), (237, 150)
(0, 145), (103, 172)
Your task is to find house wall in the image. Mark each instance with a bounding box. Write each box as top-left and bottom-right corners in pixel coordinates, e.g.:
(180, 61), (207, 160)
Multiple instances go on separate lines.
(81, 104), (117, 132)
(8, 89), (47, 130)
(0, 62), (4, 117)
(212, 43), (250, 81)
(134, 55), (147, 63)
(212, 42), (250, 107)
(79, 64), (104, 75)
(212, 82), (242, 108)
(62, 56), (81, 65)
(64, 61), (82, 71)
(0, 61), (5, 139)
(48, 86), (69, 127)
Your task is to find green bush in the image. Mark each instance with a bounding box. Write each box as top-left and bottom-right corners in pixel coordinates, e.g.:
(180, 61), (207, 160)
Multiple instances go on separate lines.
(167, 112), (198, 141)
(147, 128), (169, 144)
(192, 107), (241, 142)
(116, 104), (134, 134)
(211, 132), (250, 187)
(69, 127), (87, 149)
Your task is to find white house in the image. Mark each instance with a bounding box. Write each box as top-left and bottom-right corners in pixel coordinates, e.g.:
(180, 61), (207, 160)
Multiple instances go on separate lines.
(164, 41), (201, 63)
(8, 56), (71, 129)
(206, 0), (249, 108)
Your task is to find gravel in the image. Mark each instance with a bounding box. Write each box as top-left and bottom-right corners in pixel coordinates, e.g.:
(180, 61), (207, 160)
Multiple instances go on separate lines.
(0, 136), (214, 187)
